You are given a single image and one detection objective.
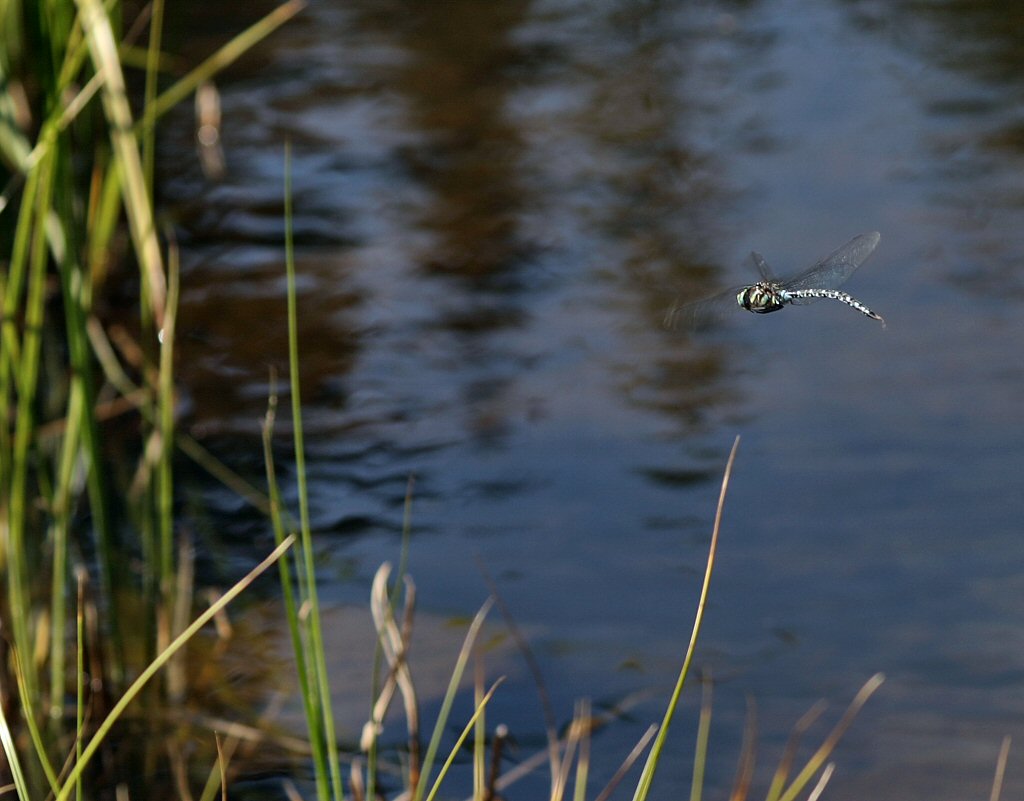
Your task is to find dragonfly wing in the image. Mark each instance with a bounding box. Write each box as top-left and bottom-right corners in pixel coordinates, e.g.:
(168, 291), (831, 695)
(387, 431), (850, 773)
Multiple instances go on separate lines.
(664, 286), (743, 331)
(751, 251), (775, 280)
(781, 232), (881, 293)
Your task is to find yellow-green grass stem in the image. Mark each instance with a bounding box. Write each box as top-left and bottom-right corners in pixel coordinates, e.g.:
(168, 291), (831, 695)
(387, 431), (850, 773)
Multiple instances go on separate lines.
(689, 672), (713, 801)
(6, 129), (58, 708)
(631, 436), (740, 801)
(142, 0), (165, 198)
(262, 388), (324, 796)
(284, 141), (344, 801)
(423, 678), (504, 801)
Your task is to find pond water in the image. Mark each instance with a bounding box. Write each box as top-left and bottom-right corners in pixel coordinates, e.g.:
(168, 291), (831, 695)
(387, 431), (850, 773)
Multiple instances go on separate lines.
(157, 1), (1024, 798)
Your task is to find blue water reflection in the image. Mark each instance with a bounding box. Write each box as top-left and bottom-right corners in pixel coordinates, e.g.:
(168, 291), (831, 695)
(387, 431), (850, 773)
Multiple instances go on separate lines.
(163, 0), (1024, 798)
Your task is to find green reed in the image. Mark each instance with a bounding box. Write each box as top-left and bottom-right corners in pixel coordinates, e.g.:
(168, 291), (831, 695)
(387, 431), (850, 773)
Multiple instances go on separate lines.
(275, 140), (344, 801)
(1, 0), (304, 795)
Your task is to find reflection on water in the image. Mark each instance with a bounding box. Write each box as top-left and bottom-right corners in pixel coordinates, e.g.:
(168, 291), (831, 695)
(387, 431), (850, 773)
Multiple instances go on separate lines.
(157, 0), (1024, 798)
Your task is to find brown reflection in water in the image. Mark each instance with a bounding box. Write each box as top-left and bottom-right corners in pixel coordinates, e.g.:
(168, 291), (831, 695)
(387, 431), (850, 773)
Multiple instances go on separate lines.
(175, 254), (363, 434)
(883, 0), (1024, 85)
(874, 1), (1024, 297)
(359, 1), (533, 281)
(557, 5), (752, 431)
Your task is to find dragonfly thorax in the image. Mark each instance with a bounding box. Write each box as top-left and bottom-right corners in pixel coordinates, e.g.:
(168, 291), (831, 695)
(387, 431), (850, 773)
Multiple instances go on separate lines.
(737, 282), (788, 314)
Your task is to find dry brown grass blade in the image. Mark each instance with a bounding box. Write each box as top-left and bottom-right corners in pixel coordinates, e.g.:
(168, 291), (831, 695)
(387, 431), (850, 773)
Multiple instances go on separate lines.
(764, 699), (827, 800)
(350, 758), (366, 801)
(990, 735), (1011, 801)
(466, 692), (650, 801)
(727, 696), (757, 801)
(774, 673), (884, 801)
(805, 762), (834, 801)
(551, 700), (590, 801)
(572, 710), (591, 801)
(476, 556), (561, 789)
(364, 563), (421, 761)
(483, 723), (508, 801)
(398, 575), (422, 788)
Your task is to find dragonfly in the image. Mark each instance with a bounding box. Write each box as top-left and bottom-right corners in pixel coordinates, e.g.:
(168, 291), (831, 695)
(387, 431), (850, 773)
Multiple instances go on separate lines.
(667, 232), (885, 329)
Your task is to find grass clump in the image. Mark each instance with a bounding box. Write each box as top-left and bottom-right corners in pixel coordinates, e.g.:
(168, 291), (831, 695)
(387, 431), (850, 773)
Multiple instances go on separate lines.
(1, 0), (304, 795)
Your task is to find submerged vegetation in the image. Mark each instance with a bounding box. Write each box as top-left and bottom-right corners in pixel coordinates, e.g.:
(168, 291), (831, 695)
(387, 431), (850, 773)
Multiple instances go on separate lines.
(1, 2), (891, 799)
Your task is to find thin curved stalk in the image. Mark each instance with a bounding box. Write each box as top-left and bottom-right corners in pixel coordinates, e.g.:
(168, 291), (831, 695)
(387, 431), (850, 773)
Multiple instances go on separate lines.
(631, 436), (740, 801)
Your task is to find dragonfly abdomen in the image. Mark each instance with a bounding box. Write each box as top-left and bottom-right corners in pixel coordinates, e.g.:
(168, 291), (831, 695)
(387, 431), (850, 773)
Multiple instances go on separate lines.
(783, 288), (885, 324)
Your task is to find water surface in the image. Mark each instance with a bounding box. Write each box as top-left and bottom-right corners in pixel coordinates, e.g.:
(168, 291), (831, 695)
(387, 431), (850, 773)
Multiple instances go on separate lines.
(159, 1), (1024, 798)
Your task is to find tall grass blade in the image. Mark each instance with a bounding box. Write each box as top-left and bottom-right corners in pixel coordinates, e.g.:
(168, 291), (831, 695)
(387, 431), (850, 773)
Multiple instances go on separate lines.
(48, 364), (84, 722)
(215, 731), (228, 801)
(157, 235), (180, 625)
(262, 385), (323, 785)
(6, 131), (58, 709)
(283, 140), (343, 801)
(141, 0), (165, 195)
(805, 763), (834, 801)
(631, 435), (740, 801)
(74, 0), (167, 329)
(367, 469), (418, 801)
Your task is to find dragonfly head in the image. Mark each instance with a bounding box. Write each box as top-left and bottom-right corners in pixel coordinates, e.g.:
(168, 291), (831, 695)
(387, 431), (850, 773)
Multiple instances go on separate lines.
(737, 282), (786, 314)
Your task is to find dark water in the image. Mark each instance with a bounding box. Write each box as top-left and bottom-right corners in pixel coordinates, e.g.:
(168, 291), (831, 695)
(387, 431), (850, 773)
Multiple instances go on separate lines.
(159, 1), (1024, 798)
